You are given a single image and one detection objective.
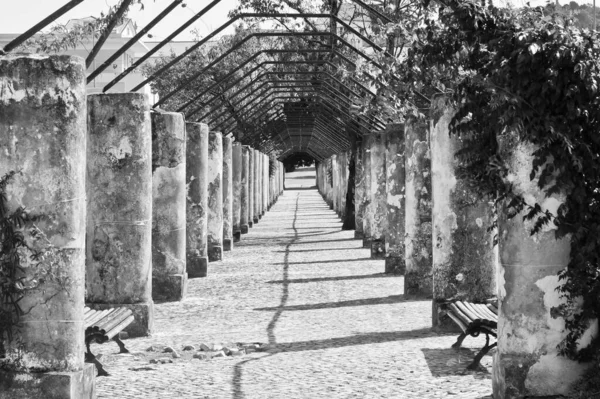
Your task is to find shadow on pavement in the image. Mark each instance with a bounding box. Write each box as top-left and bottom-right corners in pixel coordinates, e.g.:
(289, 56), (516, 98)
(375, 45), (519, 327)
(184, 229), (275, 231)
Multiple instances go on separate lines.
(266, 273), (392, 284)
(254, 294), (422, 311)
(421, 347), (492, 379)
(271, 257), (374, 266)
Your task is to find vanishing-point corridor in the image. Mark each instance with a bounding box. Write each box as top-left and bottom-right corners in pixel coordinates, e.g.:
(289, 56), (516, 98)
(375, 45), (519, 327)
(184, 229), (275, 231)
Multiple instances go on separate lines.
(94, 167), (492, 399)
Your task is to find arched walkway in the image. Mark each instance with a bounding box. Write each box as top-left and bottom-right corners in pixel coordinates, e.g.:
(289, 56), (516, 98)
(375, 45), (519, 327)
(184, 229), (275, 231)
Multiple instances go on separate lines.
(94, 167), (492, 399)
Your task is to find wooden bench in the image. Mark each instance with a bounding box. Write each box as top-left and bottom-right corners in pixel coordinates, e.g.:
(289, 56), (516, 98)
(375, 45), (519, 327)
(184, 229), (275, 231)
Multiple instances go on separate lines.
(84, 306), (134, 376)
(442, 299), (498, 370)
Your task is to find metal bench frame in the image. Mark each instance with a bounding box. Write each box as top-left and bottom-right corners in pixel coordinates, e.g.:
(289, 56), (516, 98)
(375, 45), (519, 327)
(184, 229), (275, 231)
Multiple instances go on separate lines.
(442, 300), (498, 370)
(84, 306), (134, 376)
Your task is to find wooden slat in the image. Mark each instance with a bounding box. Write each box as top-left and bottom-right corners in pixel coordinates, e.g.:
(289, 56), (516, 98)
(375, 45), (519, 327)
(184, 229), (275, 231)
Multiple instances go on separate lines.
(101, 309), (133, 334)
(446, 310), (468, 333)
(465, 302), (489, 321)
(105, 315), (134, 339)
(462, 302), (485, 320)
(95, 308), (129, 331)
(85, 309), (116, 328)
(487, 303), (498, 315)
(448, 303), (472, 326)
(475, 304), (498, 321)
(455, 301), (479, 322)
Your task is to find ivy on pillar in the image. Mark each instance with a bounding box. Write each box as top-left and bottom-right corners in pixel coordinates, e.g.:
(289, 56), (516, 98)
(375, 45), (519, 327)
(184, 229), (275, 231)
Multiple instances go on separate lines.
(222, 136), (233, 251)
(151, 111), (187, 301)
(430, 100), (496, 329)
(369, 134), (387, 259)
(362, 135), (373, 248)
(385, 124), (406, 274)
(87, 92), (153, 337)
(185, 123), (209, 277)
(404, 118), (433, 298)
(354, 138), (366, 239)
(207, 131), (223, 262)
(0, 54), (95, 398)
(248, 148), (255, 228)
(241, 146), (250, 234)
(232, 143), (243, 241)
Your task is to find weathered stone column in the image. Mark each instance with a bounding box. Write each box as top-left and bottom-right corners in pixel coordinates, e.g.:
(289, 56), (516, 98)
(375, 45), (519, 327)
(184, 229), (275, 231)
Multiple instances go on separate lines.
(355, 139), (365, 239)
(331, 155), (339, 214)
(186, 122), (209, 278)
(281, 161), (285, 193)
(258, 152), (264, 218)
(404, 119), (433, 298)
(326, 158), (334, 208)
(369, 133), (387, 259)
(263, 154), (269, 213)
(232, 143), (243, 241)
(385, 124), (406, 274)
(248, 148), (255, 228)
(151, 111), (187, 302)
(362, 135), (373, 248)
(87, 93), (153, 337)
(253, 149), (260, 224)
(0, 54), (95, 398)
(222, 136), (233, 251)
(430, 102), (496, 329)
(207, 131), (223, 262)
(241, 146), (250, 234)
(492, 137), (591, 398)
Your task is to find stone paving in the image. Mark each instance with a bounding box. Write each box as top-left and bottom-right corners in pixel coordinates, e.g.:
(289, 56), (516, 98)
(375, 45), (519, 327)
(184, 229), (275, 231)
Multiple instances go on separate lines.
(94, 167), (494, 399)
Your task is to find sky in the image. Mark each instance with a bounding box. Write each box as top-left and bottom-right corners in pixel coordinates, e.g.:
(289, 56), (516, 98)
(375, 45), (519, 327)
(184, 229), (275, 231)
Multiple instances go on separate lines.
(0, 0), (240, 41)
(0, 0), (596, 41)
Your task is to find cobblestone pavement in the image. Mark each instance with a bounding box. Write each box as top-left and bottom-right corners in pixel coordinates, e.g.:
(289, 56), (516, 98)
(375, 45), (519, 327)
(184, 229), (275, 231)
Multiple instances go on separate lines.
(95, 167), (493, 399)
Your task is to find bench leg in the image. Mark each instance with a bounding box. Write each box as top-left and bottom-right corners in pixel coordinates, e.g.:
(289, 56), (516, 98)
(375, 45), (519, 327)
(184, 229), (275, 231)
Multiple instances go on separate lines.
(113, 335), (130, 354)
(451, 332), (467, 349)
(467, 341), (497, 370)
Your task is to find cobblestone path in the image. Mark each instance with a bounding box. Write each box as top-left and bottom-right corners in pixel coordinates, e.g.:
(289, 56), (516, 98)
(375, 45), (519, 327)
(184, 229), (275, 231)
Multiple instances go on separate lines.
(95, 167), (493, 399)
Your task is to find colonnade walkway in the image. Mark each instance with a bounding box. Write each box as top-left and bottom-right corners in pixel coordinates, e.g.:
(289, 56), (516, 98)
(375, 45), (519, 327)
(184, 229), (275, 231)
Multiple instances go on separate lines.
(95, 167), (492, 399)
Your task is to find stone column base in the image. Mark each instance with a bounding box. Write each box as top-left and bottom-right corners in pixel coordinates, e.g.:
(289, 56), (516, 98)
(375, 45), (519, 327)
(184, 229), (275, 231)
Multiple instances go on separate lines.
(354, 231), (364, 239)
(233, 231), (241, 242)
(0, 363), (96, 399)
(208, 246), (223, 261)
(86, 302), (154, 338)
(188, 256), (208, 278)
(223, 239), (233, 251)
(241, 225), (249, 234)
(431, 301), (462, 333)
(152, 273), (187, 302)
(385, 256), (405, 274)
(371, 239), (386, 259)
(362, 237), (372, 248)
(253, 217), (259, 224)
(249, 221), (253, 228)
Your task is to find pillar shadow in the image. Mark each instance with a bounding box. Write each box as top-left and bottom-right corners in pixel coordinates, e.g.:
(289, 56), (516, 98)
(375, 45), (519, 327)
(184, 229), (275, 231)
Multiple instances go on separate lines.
(270, 257), (374, 266)
(266, 273), (392, 284)
(421, 348), (492, 379)
(254, 294), (422, 311)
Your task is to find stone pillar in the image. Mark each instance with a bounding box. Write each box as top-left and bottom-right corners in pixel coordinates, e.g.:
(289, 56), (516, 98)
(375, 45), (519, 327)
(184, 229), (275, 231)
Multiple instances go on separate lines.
(241, 146), (250, 234)
(0, 54), (95, 398)
(186, 122), (209, 277)
(340, 152), (348, 220)
(281, 161), (285, 193)
(151, 112), (187, 302)
(248, 148), (255, 228)
(362, 135), (373, 248)
(87, 93), (153, 337)
(331, 155), (338, 213)
(492, 138), (591, 398)
(385, 124), (406, 274)
(207, 131), (223, 262)
(253, 149), (260, 224)
(430, 103), (496, 329)
(222, 136), (233, 251)
(326, 158), (334, 208)
(370, 133), (387, 259)
(404, 119), (433, 298)
(232, 143), (242, 241)
(263, 154), (269, 214)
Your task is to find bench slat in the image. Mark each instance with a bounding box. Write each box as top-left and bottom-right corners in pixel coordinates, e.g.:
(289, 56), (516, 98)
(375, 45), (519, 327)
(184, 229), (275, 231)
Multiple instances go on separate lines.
(99, 309), (133, 335)
(455, 301), (479, 323)
(446, 310), (468, 333)
(448, 303), (472, 326)
(94, 308), (130, 331)
(475, 304), (498, 321)
(105, 315), (135, 340)
(85, 309), (117, 328)
(487, 303), (498, 315)
(463, 302), (488, 320)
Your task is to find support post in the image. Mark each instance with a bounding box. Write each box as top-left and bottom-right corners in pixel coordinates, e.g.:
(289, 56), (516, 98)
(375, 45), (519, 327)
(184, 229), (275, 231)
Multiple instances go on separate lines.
(186, 122), (209, 277)
(385, 124), (406, 274)
(404, 118), (433, 298)
(0, 54), (95, 399)
(430, 101), (496, 329)
(151, 111), (187, 301)
(222, 136), (233, 251)
(241, 146), (250, 234)
(207, 131), (223, 262)
(370, 133), (387, 259)
(362, 135), (373, 248)
(355, 139), (365, 238)
(232, 143), (243, 240)
(253, 149), (260, 224)
(86, 92), (153, 337)
(248, 148), (255, 228)
(263, 154), (269, 215)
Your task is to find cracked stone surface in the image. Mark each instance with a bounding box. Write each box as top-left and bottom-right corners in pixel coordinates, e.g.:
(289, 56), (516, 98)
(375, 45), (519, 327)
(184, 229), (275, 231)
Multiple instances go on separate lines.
(93, 166), (493, 399)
